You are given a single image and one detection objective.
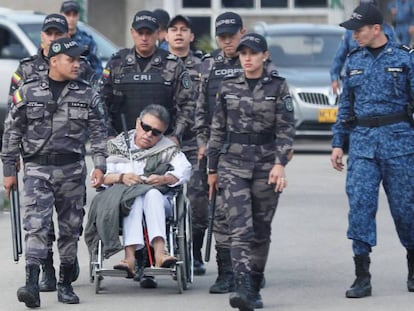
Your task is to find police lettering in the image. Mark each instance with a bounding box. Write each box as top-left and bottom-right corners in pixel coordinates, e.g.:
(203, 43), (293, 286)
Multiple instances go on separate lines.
(135, 15), (157, 23)
(214, 68), (244, 76)
(216, 19), (236, 27)
(133, 74), (152, 81)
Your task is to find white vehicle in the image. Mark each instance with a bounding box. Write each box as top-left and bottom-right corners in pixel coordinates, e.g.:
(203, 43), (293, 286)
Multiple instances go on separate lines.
(0, 8), (119, 143)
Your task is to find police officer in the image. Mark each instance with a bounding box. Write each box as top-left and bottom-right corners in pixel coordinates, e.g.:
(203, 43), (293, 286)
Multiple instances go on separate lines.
(100, 10), (193, 141)
(100, 9), (193, 288)
(153, 8), (170, 51)
(331, 3), (414, 298)
(208, 33), (295, 310)
(2, 37), (107, 308)
(165, 14), (206, 275)
(60, 0), (103, 77)
(388, 0), (414, 46)
(194, 11), (246, 294)
(330, 0), (396, 95)
(7, 13), (97, 293)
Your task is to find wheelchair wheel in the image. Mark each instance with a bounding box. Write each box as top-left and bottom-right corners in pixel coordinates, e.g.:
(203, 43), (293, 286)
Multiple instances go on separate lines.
(177, 190), (193, 289)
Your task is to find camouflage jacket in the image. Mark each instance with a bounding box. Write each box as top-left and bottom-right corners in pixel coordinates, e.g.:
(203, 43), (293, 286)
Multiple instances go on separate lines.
(208, 69), (295, 170)
(2, 76), (107, 177)
(100, 47), (194, 138)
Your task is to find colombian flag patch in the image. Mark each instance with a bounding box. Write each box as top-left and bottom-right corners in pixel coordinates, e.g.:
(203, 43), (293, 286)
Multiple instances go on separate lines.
(12, 72), (21, 85)
(102, 68), (110, 79)
(12, 90), (22, 105)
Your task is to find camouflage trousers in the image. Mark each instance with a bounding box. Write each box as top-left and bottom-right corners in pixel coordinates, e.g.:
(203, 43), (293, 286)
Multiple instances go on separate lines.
(219, 159), (279, 274)
(346, 154), (414, 255)
(22, 161), (86, 266)
(183, 149), (209, 234)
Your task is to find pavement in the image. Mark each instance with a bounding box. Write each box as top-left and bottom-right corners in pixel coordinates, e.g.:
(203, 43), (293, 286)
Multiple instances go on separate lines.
(0, 141), (413, 310)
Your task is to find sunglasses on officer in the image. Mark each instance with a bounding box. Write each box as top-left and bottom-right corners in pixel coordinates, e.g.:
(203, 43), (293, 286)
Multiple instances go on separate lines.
(140, 121), (164, 137)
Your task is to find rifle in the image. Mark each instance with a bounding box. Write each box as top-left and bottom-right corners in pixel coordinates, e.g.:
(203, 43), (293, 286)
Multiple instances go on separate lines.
(204, 186), (217, 262)
(10, 176), (22, 262)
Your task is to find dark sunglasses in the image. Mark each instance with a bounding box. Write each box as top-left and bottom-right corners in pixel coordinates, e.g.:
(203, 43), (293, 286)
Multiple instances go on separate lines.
(140, 121), (163, 137)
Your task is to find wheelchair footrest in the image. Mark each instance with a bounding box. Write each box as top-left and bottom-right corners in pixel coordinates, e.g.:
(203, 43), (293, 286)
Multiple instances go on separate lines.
(97, 268), (129, 278)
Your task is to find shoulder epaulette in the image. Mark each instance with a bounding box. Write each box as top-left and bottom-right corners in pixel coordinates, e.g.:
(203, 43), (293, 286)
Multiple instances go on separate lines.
(270, 70), (285, 80)
(22, 77), (39, 85)
(19, 55), (37, 64)
(75, 78), (91, 86)
(166, 53), (178, 61)
(112, 48), (129, 59)
(399, 44), (414, 53)
(348, 47), (361, 56)
(193, 50), (204, 59)
(223, 72), (241, 80)
(201, 53), (212, 61)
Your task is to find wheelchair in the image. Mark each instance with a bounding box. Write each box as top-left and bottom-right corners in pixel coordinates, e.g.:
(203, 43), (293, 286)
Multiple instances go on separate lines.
(89, 186), (193, 294)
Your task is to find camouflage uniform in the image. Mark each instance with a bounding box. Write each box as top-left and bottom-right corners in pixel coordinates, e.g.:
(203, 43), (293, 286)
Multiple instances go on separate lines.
(1, 76), (107, 266)
(100, 47), (193, 138)
(333, 41), (414, 255)
(179, 51), (207, 236)
(195, 50), (243, 250)
(71, 27), (103, 77)
(207, 69), (295, 275)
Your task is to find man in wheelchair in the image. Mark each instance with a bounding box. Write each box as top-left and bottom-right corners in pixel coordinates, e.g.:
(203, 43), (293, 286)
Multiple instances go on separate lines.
(85, 104), (191, 280)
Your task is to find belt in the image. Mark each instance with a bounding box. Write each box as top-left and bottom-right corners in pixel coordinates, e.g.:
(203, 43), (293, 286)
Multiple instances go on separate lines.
(24, 153), (82, 166)
(227, 132), (274, 145)
(356, 112), (409, 127)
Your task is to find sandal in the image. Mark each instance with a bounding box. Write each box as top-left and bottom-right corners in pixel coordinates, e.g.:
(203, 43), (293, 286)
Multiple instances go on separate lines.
(157, 254), (177, 268)
(113, 260), (135, 278)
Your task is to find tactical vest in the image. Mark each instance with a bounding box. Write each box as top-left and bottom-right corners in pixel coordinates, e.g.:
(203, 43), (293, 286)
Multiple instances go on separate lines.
(111, 50), (175, 134)
(206, 53), (242, 123)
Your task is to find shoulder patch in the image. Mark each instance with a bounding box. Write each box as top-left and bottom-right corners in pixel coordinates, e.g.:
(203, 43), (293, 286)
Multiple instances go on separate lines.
(283, 94), (294, 112)
(180, 71), (192, 89)
(12, 90), (23, 106)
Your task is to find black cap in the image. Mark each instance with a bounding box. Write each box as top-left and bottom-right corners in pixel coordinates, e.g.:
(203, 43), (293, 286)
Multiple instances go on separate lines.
(48, 38), (86, 58)
(167, 15), (192, 29)
(153, 9), (170, 29)
(340, 4), (383, 30)
(60, 0), (80, 14)
(237, 33), (268, 53)
(132, 10), (159, 32)
(215, 12), (243, 35)
(42, 14), (68, 33)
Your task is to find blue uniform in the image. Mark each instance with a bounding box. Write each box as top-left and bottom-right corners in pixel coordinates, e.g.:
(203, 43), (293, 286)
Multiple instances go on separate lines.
(71, 27), (103, 78)
(332, 40), (414, 255)
(388, 0), (414, 46)
(330, 24), (396, 83)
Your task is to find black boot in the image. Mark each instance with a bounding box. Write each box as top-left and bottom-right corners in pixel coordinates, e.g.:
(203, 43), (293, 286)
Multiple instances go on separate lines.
(193, 230), (206, 276)
(229, 272), (255, 311)
(407, 249), (414, 292)
(209, 248), (235, 293)
(17, 264), (40, 308)
(57, 264), (79, 304)
(39, 252), (56, 292)
(251, 271), (264, 309)
(345, 254), (372, 298)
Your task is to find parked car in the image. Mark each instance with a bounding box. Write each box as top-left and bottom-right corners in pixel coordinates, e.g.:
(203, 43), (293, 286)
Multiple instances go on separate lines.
(252, 23), (344, 137)
(0, 8), (119, 144)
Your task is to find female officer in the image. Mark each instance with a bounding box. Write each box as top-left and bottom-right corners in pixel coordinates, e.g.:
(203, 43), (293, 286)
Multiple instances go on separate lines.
(207, 33), (295, 310)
